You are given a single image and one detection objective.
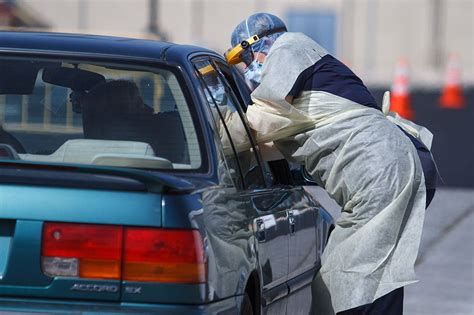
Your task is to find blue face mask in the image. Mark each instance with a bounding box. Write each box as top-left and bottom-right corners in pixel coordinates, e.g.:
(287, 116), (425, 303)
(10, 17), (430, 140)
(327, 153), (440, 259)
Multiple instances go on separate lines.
(244, 60), (264, 91)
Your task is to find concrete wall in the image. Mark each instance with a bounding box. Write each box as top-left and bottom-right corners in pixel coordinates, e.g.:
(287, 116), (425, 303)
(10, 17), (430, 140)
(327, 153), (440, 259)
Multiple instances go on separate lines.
(14, 0), (474, 87)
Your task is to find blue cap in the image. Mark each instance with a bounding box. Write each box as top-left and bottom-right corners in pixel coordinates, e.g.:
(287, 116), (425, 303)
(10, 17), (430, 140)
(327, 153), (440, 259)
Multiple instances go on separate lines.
(230, 13), (287, 66)
(231, 13), (287, 47)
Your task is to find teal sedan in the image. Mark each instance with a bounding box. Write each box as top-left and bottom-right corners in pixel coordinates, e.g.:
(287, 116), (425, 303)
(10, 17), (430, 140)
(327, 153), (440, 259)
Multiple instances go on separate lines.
(0, 31), (334, 314)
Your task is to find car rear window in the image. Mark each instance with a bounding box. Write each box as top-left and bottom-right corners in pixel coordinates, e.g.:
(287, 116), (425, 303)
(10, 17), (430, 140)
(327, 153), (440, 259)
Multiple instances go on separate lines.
(0, 57), (203, 170)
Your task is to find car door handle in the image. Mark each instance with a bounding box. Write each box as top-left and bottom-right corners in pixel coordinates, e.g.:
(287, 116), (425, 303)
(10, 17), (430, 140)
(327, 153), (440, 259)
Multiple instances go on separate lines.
(255, 218), (266, 243)
(288, 211), (296, 236)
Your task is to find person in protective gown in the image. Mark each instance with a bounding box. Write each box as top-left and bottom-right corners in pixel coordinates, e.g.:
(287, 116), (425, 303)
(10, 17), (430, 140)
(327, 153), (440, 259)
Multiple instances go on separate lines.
(226, 13), (437, 315)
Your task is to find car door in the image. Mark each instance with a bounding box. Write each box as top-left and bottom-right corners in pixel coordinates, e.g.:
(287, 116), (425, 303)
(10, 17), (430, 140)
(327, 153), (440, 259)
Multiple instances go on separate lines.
(192, 56), (292, 313)
(223, 62), (320, 313)
(268, 162), (319, 314)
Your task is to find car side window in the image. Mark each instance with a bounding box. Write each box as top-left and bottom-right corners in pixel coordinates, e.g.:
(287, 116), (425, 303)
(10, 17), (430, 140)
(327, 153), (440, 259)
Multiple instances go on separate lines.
(230, 67), (253, 109)
(193, 57), (265, 190)
(217, 62), (291, 187)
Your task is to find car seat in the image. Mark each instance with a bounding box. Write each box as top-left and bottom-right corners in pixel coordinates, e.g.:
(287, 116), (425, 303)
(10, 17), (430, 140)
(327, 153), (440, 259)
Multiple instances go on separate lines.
(81, 80), (189, 164)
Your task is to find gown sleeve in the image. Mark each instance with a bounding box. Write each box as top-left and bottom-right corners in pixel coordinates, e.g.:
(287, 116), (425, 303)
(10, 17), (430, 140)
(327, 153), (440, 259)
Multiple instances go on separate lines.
(247, 32), (328, 143)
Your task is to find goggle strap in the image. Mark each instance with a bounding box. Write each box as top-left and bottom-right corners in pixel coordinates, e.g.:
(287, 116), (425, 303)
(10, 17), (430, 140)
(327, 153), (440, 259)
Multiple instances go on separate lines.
(258, 26), (287, 39)
(226, 26), (287, 64)
(241, 26), (288, 50)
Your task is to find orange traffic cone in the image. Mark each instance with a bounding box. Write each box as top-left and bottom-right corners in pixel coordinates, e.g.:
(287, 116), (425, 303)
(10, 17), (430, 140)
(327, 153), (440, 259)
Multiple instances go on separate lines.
(390, 58), (414, 120)
(439, 54), (465, 109)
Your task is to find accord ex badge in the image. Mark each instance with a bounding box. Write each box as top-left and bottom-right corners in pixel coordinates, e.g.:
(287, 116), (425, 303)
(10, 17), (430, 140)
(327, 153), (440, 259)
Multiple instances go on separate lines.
(70, 283), (119, 293)
(125, 286), (142, 294)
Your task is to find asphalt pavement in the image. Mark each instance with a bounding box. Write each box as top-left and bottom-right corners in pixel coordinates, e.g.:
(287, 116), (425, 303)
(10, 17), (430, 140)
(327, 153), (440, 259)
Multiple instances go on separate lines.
(307, 186), (474, 315)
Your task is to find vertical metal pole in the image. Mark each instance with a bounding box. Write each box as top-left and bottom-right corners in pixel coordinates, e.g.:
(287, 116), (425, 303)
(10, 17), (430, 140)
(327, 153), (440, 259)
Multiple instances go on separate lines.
(149, 0), (159, 35)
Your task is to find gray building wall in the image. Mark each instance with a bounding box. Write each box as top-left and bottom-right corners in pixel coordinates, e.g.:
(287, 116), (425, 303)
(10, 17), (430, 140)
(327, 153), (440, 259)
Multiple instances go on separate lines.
(15, 0), (474, 87)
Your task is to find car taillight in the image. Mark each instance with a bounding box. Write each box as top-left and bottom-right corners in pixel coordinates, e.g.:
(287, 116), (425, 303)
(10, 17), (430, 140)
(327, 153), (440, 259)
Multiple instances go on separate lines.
(41, 223), (206, 284)
(42, 223), (122, 279)
(123, 228), (206, 283)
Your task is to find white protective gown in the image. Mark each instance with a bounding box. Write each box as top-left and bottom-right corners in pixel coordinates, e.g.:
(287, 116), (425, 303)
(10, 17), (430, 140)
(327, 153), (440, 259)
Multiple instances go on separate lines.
(246, 32), (428, 313)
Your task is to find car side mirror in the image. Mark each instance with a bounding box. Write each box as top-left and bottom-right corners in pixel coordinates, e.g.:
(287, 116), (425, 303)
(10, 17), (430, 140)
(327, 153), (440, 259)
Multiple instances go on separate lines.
(291, 166), (318, 186)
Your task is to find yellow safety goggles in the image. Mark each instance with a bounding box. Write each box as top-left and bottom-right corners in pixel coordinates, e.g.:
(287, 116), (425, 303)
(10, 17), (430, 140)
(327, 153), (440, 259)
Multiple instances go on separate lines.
(225, 34), (263, 65)
(225, 27), (287, 66)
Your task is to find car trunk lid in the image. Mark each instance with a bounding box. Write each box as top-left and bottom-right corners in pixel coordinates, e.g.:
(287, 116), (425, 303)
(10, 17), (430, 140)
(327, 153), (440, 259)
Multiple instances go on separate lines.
(0, 163), (195, 302)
